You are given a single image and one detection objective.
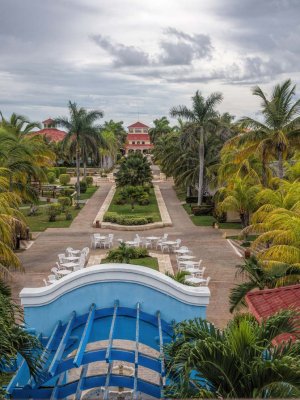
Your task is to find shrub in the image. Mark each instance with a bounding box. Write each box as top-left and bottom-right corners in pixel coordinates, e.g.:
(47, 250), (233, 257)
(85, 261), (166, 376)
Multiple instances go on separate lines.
(85, 176), (93, 186)
(65, 208), (73, 221)
(59, 167), (67, 174)
(59, 174), (71, 185)
(138, 193), (150, 205)
(47, 203), (61, 222)
(57, 196), (71, 210)
(191, 205), (214, 216)
(105, 243), (149, 263)
(47, 172), (56, 184)
(186, 196), (198, 204)
(61, 187), (75, 197)
(79, 180), (87, 193)
(213, 209), (227, 223)
(115, 196), (126, 205)
(103, 212), (153, 225)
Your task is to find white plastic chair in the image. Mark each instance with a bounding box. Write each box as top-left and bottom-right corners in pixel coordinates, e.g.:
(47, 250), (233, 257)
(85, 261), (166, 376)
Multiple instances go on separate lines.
(171, 239), (182, 252)
(47, 274), (56, 284)
(51, 267), (59, 276)
(58, 253), (67, 264)
(43, 279), (48, 286)
(91, 234), (102, 249)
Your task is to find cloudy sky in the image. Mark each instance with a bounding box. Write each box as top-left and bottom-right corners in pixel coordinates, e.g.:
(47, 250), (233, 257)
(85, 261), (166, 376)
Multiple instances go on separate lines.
(0, 0), (299, 127)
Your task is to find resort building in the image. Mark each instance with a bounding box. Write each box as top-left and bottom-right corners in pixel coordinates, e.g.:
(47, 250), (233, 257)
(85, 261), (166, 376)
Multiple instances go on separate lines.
(32, 118), (66, 142)
(125, 122), (153, 155)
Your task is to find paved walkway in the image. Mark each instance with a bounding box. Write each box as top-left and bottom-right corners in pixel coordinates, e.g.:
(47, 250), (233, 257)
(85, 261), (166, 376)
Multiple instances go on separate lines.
(12, 181), (241, 328)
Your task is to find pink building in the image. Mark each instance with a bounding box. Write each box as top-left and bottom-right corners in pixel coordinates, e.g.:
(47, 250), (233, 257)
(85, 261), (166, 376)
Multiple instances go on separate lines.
(125, 121), (153, 155)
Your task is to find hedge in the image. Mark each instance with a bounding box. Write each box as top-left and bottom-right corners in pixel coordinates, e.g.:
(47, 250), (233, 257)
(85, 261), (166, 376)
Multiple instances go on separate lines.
(103, 212), (153, 225)
(59, 174), (71, 185)
(191, 205), (214, 216)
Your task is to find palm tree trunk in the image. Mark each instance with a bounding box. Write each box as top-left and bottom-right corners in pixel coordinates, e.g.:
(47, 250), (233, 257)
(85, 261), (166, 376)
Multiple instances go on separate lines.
(278, 149), (284, 179)
(76, 144), (81, 208)
(83, 161), (87, 180)
(262, 161), (268, 187)
(197, 128), (205, 206)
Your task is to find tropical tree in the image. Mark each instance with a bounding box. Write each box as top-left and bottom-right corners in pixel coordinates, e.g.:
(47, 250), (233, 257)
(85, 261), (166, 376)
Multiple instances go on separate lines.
(0, 189), (24, 278)
(0, 112), (41, 136)
(0, 279), (42, 393)
(170, 90), (224, 205)
(115, 152), (152, 187)
(229, 256), (300, 312)
(55, 101), (104, 206)
(245, 205), (300, 268)
(165, 270), (192, 285)
(237, 79), (300, 180)
(0, 129), (52, 201)
(149, 117), (174, 144)
(217, 178), (260, 228)
(165, 311), (300, 398)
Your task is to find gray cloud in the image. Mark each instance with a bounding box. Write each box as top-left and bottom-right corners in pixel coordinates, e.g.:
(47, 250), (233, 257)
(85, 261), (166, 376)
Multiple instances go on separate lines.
(91, 35), (150, 67)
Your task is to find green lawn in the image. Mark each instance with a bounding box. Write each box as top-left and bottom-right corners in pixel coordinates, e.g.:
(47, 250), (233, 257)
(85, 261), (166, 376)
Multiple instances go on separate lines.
(102, 256), (159, 270)
(182, 203), (242, 229)
(107, 188), (161, 222)
(79, 186), (98, 200)
(21, 186), (98, 231)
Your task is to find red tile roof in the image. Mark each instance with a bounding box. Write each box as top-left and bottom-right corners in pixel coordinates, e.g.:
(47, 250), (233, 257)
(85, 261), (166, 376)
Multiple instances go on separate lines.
(32, 128), (66, 142)
(42, 118), (54, 124)
(246, 284), (300, 343)
(128, 121), (149, 129)
(127, 134), (151, 141)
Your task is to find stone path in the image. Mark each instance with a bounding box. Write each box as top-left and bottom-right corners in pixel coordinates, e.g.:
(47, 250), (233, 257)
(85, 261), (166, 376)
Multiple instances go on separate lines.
(11, 180), (241, 328)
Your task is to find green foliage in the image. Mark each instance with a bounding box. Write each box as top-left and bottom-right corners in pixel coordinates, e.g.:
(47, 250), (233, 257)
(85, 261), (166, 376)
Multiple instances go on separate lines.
(115, 152), (152, 187)
(59, 173), (71, 185)
(48, 167), (60, 178)
(47, 203), (62, 222)
(118, 185), (149, 209)
(103, 212), (153, 225)
(0, 280), (43, 385)
(61, 187), (75, 197)
(65, 208), (73, 221)
(47, 171), (56, 184)
(165, 270), (193, 285)
(58, 166), (67, 174)
(85, 176), (93, 186)
(79, 180), (87, 193)
(105, 243), (148, 263)
(191, 204), (213, 216)
(57, 196), (71, 210)
(165, 311), (300, 398)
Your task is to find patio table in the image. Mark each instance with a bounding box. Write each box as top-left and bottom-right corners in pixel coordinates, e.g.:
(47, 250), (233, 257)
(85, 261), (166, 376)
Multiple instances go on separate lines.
(174, 249), (190, 255)
(177, 255), (195, 260)
(184, 267), (202, 274)
(60, 261), (78, 269)
(57, 269), (72, 276)
(145, 236), (160, 248)
(63, 256), (80, 261)
(180, 260), (199, 267)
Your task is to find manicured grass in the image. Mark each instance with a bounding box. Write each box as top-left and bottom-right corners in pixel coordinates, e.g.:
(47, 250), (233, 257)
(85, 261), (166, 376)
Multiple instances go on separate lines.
(107, 188), (161, 222)
(22, 207), (81, 232)
(129, 257), (159, 270)
(182, 203), (242, 229)
(21, 186), (98, 231)
(79, 185), (98, 200)
(101, 256), (159, 270)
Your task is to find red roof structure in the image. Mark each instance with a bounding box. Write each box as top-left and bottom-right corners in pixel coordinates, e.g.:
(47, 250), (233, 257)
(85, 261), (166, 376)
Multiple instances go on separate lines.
(128, 121), (149, 129)
(246, 284), (300, 343)
(127, 134), (150, 141)
(32, 128), (66, 142)
(42, 118), (54, 124)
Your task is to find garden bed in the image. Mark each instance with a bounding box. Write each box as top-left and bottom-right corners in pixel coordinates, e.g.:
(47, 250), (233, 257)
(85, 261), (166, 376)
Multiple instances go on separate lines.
(101, 256), (159, 270)
(104, 187), (161, 225)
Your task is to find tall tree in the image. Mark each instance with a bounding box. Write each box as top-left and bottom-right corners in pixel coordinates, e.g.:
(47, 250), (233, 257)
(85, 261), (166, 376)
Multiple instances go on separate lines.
(165, 311), (300, 398)
(170, 91), (223, 205)
(238, 79), (300, 179)
(0, 112), (41, 136)
(55, 101), (104, 207)
(149, 117), (173, 144)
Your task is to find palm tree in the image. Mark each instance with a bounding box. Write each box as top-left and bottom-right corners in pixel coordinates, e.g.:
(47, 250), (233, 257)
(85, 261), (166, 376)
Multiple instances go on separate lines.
(165, 311), (300, 398)
(245, 205), (300, 268)
(165, 270), (192, 285)
(55, 101), (104, 207)
(0, 129), (49, 201)
(0, 112), (41, 136)
(217, 178), (260, 228)
(149, 117), (174, 144)
(229, 256), (300, 312)
(170, 91), (223, 205)
(238, 79), (300, 179)
(0, 279), (42, 387)
(115, 152), (152, 187)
